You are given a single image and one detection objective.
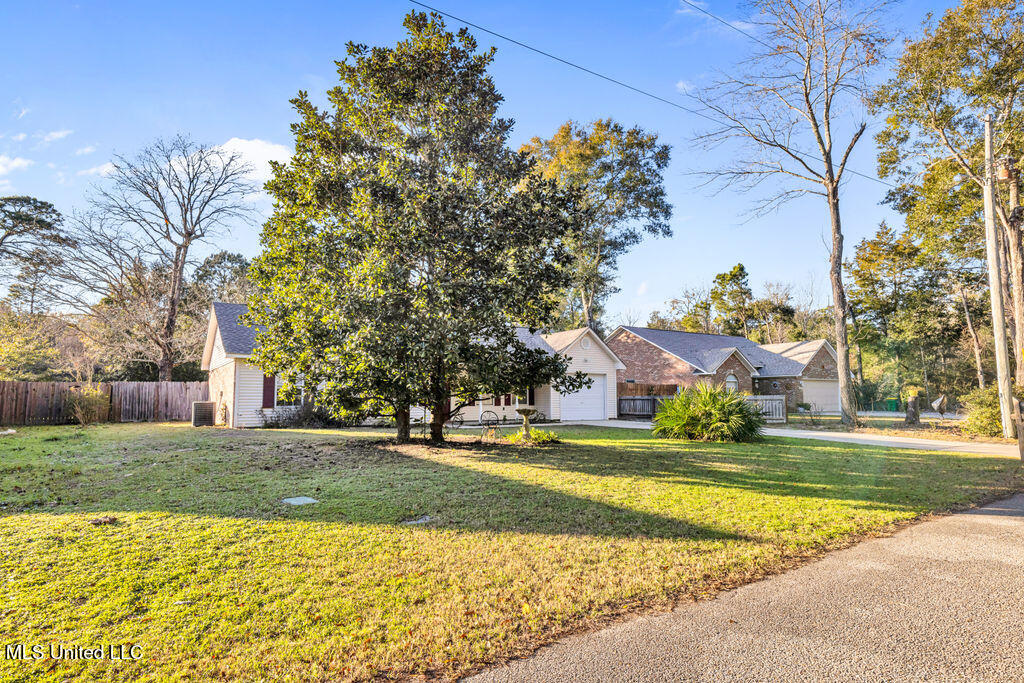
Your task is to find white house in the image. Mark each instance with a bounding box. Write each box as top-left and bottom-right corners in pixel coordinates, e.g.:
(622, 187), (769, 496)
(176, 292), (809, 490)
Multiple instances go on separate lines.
(201, 302), (625, 427)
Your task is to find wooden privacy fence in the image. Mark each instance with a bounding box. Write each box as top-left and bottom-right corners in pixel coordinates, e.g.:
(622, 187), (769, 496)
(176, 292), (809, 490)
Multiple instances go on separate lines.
(618, 382), (678, 397)
(618, 393), (788, 423)
(0, 381), (209, 425)
(618, 395), (673, 418)
(744, 394), (787, 424)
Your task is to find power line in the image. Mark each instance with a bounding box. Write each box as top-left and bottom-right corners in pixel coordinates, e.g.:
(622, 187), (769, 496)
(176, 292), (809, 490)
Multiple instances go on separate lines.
(407, 0), (894, 189)
(676, 0), (774, 50)
(407, 0), (720, 126)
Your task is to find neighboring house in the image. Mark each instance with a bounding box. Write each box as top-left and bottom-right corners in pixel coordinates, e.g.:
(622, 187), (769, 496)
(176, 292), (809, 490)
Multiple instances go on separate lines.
(201, 302), (301, 428)
(201, 302), (625, 427)
(605, 326), (840, 412)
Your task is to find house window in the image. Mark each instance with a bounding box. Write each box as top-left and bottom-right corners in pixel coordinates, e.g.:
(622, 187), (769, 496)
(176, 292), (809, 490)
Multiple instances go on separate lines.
(275, 376), (302, 407)
(725, 373), (739, 392)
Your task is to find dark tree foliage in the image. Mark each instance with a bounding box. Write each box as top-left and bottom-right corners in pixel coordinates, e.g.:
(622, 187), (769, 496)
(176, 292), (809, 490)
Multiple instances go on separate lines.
(247, 12), (587, 442)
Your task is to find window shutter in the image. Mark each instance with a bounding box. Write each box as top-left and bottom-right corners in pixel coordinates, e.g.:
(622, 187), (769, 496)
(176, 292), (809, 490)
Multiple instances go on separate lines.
(528, 386), (535, 404)
(262, 375), (276, 409)
(504, 394), (512, 406)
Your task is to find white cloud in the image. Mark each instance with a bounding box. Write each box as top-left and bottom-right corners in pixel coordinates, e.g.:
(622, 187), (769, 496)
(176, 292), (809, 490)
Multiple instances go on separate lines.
(636, 281), (649, 296)
(77, 162), (114, 177)
(75, 145), (96, 155)
(219, 137), (291, 185)
(11, 133), (26, 142)
(0, 155), (33, 175)
(676, 1), (757, 36)
(675, 80), (694, 94)
(41, 129), (73, 143)
(675, 0), (707, 14)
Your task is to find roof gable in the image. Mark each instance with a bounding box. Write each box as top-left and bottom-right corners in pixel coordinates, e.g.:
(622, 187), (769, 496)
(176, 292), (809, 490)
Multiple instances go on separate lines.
(212, 302), (261, 356)
(541, 327), (626, 370)
(609, 326), (805, 377)
(758, 339), (835, 372)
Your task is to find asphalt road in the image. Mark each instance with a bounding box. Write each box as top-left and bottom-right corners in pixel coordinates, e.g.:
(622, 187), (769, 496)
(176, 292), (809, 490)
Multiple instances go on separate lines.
(469, 493), (1024, 682)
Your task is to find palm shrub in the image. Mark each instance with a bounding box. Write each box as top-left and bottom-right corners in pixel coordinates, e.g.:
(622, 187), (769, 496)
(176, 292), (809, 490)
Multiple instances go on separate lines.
(652, 383), (765, 442)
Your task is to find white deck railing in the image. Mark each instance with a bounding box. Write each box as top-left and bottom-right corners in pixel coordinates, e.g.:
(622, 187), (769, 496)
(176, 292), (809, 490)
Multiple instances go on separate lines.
(744, 394), (787, 423)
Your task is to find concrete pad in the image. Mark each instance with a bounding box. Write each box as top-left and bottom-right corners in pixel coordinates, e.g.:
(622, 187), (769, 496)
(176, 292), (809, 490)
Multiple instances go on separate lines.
(281, 496), (318, 506)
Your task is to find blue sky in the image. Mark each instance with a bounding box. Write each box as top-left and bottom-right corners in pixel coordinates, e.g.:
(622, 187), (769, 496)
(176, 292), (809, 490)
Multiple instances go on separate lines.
(1, 0), (950, 322)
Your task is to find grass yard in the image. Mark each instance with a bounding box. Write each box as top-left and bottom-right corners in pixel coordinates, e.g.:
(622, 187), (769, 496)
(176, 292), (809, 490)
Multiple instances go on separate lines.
(1, 423), (1021, 681)
(783, 413), (1013, 444)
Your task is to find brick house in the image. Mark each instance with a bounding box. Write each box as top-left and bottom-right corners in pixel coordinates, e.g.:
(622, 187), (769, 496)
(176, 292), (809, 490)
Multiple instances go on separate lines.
(605, 326), (840, 412)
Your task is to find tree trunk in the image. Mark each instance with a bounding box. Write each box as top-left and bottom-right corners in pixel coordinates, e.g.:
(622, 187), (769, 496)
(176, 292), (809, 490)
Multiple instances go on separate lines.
(395, 404), (411, 443)
(827, 189), (858, 425)
(580, 287), (594, 329)
(1008, 180), (1024, 382)
(919, 344), (930, 402)
(849, 306), (865, 384)
(158, 346), (174, 381)
(429, 398), (447, 443)
(960, 285), (985, 389)
(998, 226), (1017, 376)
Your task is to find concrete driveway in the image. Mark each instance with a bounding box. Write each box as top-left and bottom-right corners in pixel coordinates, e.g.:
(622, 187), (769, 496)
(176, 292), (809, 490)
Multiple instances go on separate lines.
(469, 493), (1024, 681)
(764, 427), (1022, 458)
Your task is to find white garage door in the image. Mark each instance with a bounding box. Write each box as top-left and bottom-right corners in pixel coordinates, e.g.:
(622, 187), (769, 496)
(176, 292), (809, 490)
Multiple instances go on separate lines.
(561, 374), (607, 421)
(802, 379), (840, 413)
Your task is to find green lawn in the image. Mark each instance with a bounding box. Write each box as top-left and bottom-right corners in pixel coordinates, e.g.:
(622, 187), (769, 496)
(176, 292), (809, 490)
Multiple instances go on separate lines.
(1, 423), (1021, 681)
(783, 413), (1014, 444)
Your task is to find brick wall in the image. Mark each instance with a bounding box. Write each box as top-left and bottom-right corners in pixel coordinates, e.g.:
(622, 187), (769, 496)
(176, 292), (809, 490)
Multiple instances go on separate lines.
(800, 345), (838, 379)
(754, 376), (802, 408)
(710, 353), (754, 393)
(607, 329), (699, 385)
(606, 330), (756, 391)
(752, 344), (837, 409)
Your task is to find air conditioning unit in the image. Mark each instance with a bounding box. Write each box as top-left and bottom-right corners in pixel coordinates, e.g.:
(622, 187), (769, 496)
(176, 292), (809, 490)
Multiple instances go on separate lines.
(191, 401), (216, 427)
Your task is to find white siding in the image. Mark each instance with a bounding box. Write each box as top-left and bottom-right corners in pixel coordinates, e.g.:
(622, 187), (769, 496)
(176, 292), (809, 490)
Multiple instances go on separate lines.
(232, 361), (300, 427)
(208, 329), (231, 370)
(557, 332), (619, 419)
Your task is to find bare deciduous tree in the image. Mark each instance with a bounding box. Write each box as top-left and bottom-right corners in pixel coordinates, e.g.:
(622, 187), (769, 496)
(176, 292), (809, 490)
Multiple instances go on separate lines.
(45, 136), (253, 379)
(692, 0), (891, 424)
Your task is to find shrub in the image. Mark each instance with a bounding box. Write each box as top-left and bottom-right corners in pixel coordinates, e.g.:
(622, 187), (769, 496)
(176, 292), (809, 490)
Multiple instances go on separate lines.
(961, 385), (1024, 437)
(652, 383), (765, 442)
(506, 428), (561, 445)
(64, 388), (109, 425)
(260, 401), (359, 429)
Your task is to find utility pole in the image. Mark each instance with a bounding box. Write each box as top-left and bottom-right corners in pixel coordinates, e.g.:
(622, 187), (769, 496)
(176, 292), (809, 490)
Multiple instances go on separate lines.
(983, 114), (1015, 438)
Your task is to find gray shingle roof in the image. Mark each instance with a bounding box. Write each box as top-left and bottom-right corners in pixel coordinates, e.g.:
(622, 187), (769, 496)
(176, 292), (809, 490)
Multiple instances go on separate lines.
(213, 302), (261, 356)
(514, 327), (556, 354)
(759, 340), (829, 369)
(212, 302), (555, 357)
(540, 328), (587, 353)
(616, 326), (806, 377)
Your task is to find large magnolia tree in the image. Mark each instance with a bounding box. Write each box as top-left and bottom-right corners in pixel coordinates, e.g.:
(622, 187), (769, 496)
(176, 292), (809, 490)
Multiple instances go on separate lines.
(247, 12), (586, 442)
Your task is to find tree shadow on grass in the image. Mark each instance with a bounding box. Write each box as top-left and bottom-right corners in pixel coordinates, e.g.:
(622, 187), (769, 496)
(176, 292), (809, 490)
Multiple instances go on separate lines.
(462, 431), (1024, 512)
(2, 430), (750, 543)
